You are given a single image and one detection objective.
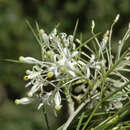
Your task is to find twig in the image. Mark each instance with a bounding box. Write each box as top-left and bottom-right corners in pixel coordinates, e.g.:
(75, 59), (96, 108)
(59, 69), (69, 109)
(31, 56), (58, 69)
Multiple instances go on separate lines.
(62, 98), (90, 130)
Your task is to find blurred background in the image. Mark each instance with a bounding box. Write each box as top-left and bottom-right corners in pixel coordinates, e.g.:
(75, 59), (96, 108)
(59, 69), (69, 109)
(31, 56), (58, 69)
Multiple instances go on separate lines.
(0, 0), (130, 130)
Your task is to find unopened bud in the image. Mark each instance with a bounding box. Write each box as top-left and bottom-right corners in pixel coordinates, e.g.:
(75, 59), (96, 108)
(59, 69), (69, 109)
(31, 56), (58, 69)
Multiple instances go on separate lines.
(114, 14), (120, 23)
(39, 29), (44, 35)
(14, 97), (33, 105)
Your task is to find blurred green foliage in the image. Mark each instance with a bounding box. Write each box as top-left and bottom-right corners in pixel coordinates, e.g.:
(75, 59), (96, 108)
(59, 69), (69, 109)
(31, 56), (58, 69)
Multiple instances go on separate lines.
(0, 0), (130, 129)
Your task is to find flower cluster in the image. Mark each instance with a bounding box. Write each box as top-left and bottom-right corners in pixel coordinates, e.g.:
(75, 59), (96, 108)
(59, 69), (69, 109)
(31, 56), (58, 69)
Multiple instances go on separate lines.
(15, 28), (89, 112)
(15, 15), (130, 115)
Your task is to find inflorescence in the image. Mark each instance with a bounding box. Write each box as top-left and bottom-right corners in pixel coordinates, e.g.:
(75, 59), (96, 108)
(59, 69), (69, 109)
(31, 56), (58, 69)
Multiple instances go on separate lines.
(15, 14), (130, 114)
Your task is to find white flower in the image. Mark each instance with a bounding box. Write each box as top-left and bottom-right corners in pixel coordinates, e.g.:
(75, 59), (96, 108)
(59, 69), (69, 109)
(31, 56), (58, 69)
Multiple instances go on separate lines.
(25, 71), (41, 80)
(13, 17), (130, 117)
(54, 91), (62, 111)
(39, 29), (49, 44)
(27, 83), (41, 97)
(15, 97), (33, 104)
(19, 56), (42, 64)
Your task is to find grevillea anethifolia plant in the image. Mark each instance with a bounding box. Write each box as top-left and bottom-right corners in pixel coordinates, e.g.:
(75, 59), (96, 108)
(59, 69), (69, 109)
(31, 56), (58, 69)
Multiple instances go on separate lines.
(8, 14), (130, 130)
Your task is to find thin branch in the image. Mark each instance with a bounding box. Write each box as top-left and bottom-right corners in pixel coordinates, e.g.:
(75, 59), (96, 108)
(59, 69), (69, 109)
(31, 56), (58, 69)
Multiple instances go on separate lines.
(62, 98), (90, 130)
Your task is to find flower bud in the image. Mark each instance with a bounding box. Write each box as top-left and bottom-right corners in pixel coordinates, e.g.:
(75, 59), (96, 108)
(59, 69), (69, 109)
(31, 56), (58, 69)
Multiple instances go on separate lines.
(19, 56), (41, 64)
(15, 98), (33, 104)
(114, 14), (120, 23)
(54, 91), (62, 111)
(39, 29), (44, 35)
